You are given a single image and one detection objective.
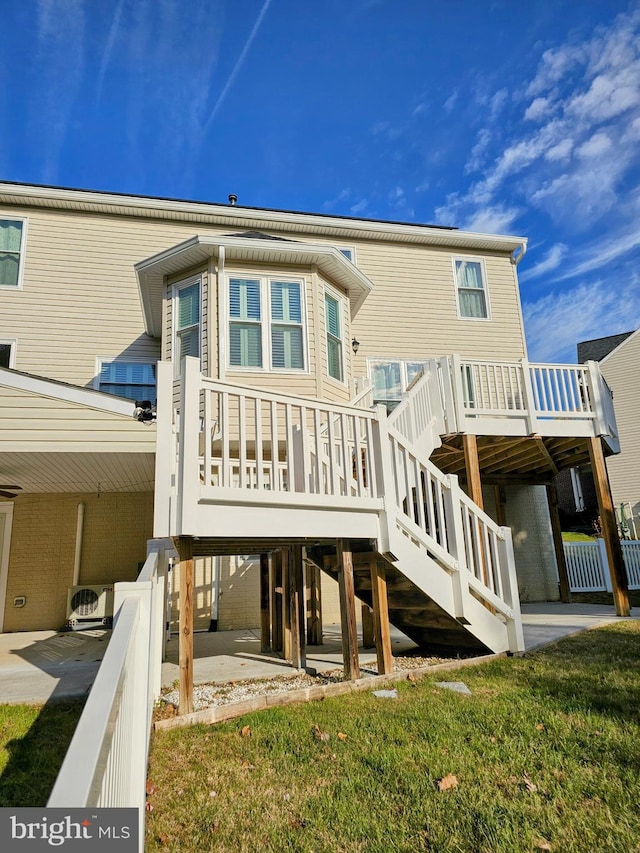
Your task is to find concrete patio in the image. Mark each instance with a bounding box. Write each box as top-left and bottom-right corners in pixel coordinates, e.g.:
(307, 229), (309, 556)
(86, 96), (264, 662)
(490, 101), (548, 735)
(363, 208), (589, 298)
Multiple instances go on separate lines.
(0, 603), (637, 704)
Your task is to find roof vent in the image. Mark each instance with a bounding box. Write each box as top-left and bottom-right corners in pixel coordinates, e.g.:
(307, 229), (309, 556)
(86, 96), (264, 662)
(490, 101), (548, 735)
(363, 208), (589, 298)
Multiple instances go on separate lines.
(228, 193), (238, 206)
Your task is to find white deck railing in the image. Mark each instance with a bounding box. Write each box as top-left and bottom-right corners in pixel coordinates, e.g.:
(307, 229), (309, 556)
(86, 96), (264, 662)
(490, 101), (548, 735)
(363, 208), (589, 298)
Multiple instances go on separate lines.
(438, 356), (618, 446)
(565, 539), (640, 592)
(48, 539), (175, 851)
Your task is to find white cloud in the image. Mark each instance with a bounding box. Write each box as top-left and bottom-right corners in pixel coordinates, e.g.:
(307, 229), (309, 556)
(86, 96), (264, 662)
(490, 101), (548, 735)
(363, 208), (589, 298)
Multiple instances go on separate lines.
(434, 10), (640, 236)
(524, 96), (553, 121)
(350, 199), (368, 215)
(460, 204), (521, 234)
(523, 275), (640, 363)
(544, 138), (573, 162)
(520, 243), (568, 281)
(576, 131), (612, 159)
(444, 90), (458, 113)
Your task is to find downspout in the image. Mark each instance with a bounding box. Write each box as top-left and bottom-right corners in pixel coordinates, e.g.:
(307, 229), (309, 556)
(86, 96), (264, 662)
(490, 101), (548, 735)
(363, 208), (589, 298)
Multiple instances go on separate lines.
(217, 246), (226, 381)
(72, 502), (85, 586)
(511, 241), (527, 266)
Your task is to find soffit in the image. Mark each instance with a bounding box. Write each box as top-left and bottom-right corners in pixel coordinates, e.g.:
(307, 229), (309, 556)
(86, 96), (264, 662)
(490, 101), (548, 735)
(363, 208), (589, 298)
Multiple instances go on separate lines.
(0, 182), (526, 253)
(136, 235), (375, 337)
(0, 451), (156, 493)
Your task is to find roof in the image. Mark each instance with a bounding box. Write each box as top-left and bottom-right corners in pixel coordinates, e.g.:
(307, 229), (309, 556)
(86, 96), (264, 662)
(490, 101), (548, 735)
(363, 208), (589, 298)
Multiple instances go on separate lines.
(577, 331), (635, 363)
(135, 234), (375, 337)
(0, 180), (527, 258)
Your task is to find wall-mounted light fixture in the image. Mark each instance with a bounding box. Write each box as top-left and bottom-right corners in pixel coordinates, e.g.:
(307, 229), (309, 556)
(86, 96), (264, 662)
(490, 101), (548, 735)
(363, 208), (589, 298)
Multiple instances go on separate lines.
(351, 337), (360, 355)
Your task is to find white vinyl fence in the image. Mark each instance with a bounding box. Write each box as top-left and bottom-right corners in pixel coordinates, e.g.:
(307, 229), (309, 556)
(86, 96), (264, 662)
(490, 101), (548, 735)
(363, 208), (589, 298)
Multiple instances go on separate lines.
(564, 540), (640, 592)
(48, 538), (175, 852)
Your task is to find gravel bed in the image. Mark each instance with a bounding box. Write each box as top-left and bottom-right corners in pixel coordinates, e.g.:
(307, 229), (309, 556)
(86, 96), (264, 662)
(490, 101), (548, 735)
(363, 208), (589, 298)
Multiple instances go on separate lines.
(157, 653), (460, 715)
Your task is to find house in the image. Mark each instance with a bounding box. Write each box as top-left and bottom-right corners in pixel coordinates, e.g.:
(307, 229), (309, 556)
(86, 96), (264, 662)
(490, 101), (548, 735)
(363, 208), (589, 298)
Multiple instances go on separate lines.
(558, 330), (639, 539)
(0, 182), (629, 675)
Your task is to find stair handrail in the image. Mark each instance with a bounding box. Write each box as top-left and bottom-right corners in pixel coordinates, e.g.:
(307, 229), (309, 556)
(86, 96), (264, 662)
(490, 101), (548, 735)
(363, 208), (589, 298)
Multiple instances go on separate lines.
(386, 360), (444, 452)
(382, 417), (522, 643)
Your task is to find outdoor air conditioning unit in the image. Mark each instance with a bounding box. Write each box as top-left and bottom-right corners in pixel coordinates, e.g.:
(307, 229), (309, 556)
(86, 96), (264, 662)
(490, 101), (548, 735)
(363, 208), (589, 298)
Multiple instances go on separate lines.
(66, 584), (114, 627)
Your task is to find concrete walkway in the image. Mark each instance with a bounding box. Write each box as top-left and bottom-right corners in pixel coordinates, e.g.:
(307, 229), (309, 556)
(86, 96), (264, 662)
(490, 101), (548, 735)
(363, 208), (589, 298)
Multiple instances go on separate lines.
(0, 604), (636, 704)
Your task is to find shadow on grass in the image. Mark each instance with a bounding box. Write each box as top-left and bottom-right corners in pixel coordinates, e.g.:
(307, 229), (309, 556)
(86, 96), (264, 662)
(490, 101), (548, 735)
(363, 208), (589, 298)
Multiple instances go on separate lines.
(516, 624), (640, 723)
(0, 697), (85, 807)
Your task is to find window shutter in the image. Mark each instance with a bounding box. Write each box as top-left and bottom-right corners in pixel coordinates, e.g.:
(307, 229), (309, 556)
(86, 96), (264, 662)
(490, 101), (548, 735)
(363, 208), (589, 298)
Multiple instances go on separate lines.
(325, 294), (340, 337)
(272, 326), (303, 369)
(230, 324), (262, 367)
(271, 281), (301, 323)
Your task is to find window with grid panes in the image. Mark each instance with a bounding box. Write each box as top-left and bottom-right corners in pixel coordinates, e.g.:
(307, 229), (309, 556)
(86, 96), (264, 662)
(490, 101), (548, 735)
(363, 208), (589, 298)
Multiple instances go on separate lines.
(229, 277), (305, 370)
(0, 219), (25, 287)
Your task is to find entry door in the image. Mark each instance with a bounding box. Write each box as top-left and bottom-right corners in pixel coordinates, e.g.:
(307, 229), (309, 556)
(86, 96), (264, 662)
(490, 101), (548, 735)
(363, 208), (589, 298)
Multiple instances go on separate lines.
(0, 503), (15, 633)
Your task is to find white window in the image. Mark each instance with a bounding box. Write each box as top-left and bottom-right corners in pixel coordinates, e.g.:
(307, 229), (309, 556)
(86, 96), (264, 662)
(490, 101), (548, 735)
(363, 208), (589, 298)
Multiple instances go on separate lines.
(0, 218), (26, 288)
(173, 278), (201, 371)
(0, 339), (16, 369)
(338, 247), (356, 264)
(96, 360), (157, 402)
(369, 359), (428, 408)
(228, 276), (306, 371)
(325, 290), (344, 382)
(453, 257), (490, 319)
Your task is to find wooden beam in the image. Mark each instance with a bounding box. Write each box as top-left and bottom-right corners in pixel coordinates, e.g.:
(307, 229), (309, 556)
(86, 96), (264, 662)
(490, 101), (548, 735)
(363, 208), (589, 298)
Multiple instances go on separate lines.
(260, 552), (271, 652)
(534, 436), (559, 475)
(462, 434), (484, 508)
(337, 539), (360, 680)
(546, 483), (571, 603)
(587, 437), (630, 617)
(306, 558), (323, 646)
(370, 560), (393, 675)
(361, 603), (375, 648)
(271, 549), (283, 653)
(288, 545), (306, 670)
(177, 537), (194, 716)
(493, 485), (507, 528)
(282, 548), (292, 662)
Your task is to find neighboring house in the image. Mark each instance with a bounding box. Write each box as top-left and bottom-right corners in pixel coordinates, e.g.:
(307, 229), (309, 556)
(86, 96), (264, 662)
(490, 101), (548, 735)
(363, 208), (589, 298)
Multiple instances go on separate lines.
(558, 330), (639, 538)
(0, 182), (625, 655)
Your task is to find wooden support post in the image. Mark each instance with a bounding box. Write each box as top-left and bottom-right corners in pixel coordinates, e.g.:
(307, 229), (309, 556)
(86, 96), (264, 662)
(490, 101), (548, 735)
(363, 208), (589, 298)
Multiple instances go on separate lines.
(337, 539), (360, 680)
(493, 485), (507, 528)
(361, 604), (375, 648)
(260, 552), (271, 652)
(271, 549), (283, 653)
(282, 547), (292, 662)
(288, 545), (306, 670)
(178, 537), (194, 716)
(306, 559), (323, 646)
(462, 433), (484, 508)
(370, 560), (393, 675)
(463, 433), (491, 603)
(588, 437), (630, 617)
(546, 483), (571, 603)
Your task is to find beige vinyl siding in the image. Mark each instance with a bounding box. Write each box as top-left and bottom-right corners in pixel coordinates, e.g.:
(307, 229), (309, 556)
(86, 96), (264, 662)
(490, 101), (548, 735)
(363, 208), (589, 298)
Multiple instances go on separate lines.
(349, 243), (526, 371)
(601, 330), (640, 523)
(0, 384), (156, 452)
(3, 491), (153, 631)
(0, 204), (525, 402)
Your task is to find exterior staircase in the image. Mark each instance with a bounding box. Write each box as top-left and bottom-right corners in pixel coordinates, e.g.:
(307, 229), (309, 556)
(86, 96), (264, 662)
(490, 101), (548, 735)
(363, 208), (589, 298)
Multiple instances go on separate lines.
(157, 357), (526, 655)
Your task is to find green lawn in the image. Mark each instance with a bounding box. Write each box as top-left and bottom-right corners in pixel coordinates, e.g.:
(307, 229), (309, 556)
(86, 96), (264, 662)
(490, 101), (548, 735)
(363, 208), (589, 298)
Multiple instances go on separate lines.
(561, 531), (596, 542)
(0, 700), (84, 806)
(147, 621), (640, 853)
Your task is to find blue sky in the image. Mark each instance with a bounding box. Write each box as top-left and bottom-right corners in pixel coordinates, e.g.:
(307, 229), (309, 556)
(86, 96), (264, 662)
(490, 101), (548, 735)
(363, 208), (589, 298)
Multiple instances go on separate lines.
(1, 0), (639, 363)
